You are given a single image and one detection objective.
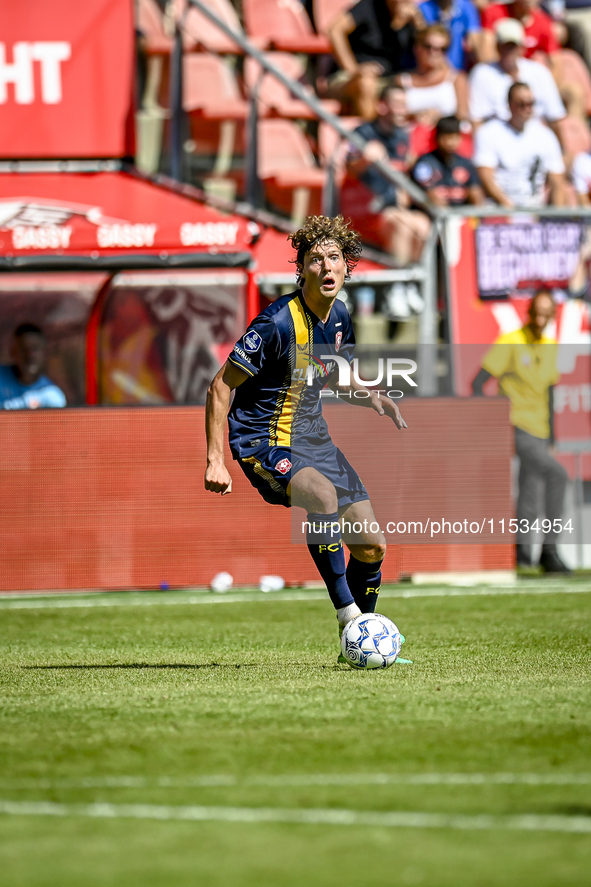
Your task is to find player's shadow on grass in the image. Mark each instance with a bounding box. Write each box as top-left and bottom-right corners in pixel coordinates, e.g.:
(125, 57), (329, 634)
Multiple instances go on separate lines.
(23, 663), (256, 670)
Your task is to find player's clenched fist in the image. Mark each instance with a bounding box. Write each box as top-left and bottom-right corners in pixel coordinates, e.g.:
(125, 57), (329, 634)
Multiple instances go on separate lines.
(204, 462), (233, 495)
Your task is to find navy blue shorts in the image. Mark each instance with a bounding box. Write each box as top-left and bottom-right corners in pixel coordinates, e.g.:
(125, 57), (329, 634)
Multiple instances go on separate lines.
(236, 440), (369, 510)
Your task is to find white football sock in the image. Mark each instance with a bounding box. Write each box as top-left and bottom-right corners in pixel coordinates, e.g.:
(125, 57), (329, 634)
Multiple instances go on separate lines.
(337, 602), (361, 629)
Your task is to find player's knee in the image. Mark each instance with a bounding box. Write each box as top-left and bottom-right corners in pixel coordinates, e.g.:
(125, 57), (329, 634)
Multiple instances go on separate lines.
(361, 542), (386, 562)
(316, 488), (339, 514)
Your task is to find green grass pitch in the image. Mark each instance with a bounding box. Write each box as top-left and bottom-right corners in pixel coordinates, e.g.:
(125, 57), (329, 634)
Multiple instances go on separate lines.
(0, 581), (590, 887)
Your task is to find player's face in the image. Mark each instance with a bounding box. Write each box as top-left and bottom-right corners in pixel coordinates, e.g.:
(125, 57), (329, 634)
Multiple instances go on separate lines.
(12, 332), (46, 382)
(299, 240), (347, 300)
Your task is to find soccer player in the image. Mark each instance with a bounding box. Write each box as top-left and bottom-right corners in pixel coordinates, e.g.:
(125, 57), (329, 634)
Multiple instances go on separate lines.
(205, 215), (408, 654)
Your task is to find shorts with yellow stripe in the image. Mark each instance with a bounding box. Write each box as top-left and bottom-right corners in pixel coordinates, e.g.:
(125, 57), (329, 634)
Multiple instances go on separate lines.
(237, 440), (369, 510)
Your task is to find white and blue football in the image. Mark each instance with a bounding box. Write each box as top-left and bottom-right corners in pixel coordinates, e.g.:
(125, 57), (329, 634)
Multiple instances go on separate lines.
(341, 613), (401, 670)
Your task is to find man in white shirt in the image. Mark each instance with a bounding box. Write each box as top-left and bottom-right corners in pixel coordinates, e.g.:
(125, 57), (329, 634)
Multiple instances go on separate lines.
(571, 150), (591, 204)
(474, 82), (567, 207)
(469, 18), (566, 131)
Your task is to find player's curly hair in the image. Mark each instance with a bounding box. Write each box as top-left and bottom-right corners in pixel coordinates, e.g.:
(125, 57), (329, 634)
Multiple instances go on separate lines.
(289, 215), (362, 287)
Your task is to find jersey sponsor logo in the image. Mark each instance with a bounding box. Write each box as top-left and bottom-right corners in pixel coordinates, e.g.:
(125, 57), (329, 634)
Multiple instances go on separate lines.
(335, 331), (342, 352)
(233, 345), (252, 363)
(452, 166), (470, 185)
(275, 457), (291, 475)
(243, 330), (262, 353)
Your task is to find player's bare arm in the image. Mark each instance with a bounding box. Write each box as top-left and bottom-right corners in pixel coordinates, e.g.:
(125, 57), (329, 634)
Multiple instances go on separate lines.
(204, 361), (249, 494)
(329, 373), (408, 429)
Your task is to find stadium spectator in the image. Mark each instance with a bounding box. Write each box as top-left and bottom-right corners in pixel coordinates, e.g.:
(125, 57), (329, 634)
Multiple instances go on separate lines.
(571, 149), (591, 202)
(540, 0), (568, 46)
(395, 24), (470, 124)
(564, 0), (591, 72)
(0, 324), (66, 410)
(481, 0), (561, 59)
(411, 115), (484, 204)
(472, 289), (570, 573)
(205, 215), (411, 659)
(326, 0), (424, 119)
(419, 0), (486, 69)
(469, 18), (566, 129)
(474, 82), (566, 206)
(341, 85), (431, 264)
(479, 0), (587, 115)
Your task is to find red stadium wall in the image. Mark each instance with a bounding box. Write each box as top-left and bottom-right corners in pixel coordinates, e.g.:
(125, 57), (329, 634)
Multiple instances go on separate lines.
(0, 401), (514, 592)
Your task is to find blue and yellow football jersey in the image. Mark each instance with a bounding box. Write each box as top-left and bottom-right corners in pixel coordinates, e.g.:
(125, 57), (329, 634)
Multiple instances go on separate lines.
(227, 290), (354, 459)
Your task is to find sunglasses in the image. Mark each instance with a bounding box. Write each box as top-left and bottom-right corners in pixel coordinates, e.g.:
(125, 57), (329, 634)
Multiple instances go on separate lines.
(513, 100), (535, 108)
(421, 43), (447, 52)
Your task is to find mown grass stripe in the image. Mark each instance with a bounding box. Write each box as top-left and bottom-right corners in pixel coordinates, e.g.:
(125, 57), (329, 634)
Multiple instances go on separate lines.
(2, 773), (591, 789)
(0, 799), (590, 834)
(0, 583), (590, 610)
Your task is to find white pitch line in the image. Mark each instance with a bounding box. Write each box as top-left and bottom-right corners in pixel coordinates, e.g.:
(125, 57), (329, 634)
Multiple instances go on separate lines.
(0, 584), (590, 610)
(0, 799), (590, 834)
(0, 591), (326, 610)
(1, 773), (590, 789)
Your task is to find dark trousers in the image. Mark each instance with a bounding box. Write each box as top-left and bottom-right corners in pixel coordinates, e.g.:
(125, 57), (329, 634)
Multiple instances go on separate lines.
(515, 427), (568, 545)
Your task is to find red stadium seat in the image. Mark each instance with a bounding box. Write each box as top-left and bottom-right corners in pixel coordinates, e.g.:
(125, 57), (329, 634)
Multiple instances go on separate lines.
(183, 54), (248, 118)
(136, 0), (172, 171)
(174, 0), (245, 53)
(258, 119), (327, 220)
(137, 0), (173, 55)
(183, 54), (249, 166)
(243, 0), (331, 53)
(244, 53), (340, 118)
(314, 0), (355, 36)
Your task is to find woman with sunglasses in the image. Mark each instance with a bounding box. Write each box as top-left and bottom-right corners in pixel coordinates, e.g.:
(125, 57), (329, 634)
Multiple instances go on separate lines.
(395, 24), (469, 125)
